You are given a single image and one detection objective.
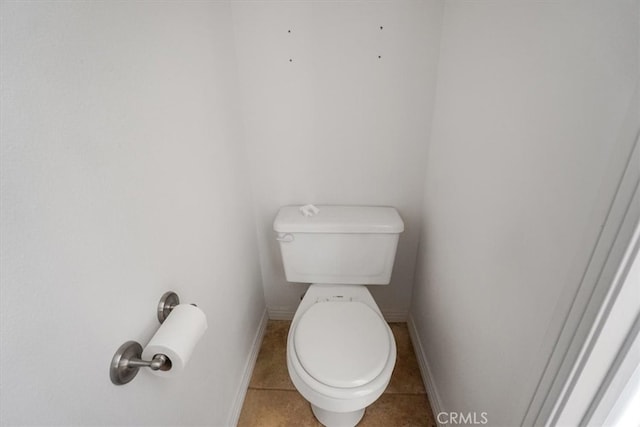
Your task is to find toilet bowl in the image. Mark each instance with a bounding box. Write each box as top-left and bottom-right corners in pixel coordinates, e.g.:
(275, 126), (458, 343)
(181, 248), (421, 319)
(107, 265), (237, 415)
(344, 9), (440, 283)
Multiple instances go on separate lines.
(274, 205), (404, 426)
(286, 284), (396, 427)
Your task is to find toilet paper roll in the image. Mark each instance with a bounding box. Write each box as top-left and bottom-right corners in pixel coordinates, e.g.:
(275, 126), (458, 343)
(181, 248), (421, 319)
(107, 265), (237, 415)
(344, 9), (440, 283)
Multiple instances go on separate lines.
(142, 304), (208, 377)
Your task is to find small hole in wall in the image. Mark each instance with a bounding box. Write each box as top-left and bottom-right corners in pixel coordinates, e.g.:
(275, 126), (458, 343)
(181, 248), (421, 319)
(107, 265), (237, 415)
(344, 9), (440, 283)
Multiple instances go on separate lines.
(288, 30), (291, 33)
(380, 26), (383, 30)
(289, 58), (293, 62)
(378, 55), (382, 59)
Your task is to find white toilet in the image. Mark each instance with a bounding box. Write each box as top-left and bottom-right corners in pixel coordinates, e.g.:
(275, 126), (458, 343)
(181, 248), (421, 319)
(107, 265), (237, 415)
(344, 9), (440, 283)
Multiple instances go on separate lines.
(274, 205), (404, 427)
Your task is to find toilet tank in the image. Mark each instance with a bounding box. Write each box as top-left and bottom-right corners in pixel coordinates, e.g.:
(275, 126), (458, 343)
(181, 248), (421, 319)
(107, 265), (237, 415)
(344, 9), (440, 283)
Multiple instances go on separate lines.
(274, 205), (404, 285)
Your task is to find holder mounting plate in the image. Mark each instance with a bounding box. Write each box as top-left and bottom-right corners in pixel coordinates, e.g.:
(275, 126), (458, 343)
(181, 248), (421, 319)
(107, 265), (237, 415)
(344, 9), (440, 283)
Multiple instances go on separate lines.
(110, 341), (143, 385)
(157, 291), (180, 323)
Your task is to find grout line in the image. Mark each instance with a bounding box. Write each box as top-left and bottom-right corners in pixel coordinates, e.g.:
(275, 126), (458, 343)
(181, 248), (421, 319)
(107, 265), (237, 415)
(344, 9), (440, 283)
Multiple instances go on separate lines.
(247, 386), (429, 396)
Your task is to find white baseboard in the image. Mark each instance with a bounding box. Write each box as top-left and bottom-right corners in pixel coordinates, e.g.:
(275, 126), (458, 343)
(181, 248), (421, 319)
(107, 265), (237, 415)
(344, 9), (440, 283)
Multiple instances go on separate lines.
(407, 313), (444, 427)
(267, 307), (295, 320)
(227, 308), (269, 427)
(268, 306), (407, 323)
(382, 310), (408, 322)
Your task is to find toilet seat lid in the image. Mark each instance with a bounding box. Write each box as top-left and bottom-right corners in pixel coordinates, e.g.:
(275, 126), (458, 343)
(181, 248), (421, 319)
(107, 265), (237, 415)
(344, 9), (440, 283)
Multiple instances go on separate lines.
(294, 301), (391, 388)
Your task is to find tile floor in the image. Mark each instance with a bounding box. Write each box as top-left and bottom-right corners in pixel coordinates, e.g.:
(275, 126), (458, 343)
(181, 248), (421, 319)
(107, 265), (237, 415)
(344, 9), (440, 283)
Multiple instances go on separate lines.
(238, 321), (436, 426)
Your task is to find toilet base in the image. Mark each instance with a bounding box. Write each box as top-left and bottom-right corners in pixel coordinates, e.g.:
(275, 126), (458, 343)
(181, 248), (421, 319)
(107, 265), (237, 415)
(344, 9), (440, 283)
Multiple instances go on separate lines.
(311, 404), (365, 427)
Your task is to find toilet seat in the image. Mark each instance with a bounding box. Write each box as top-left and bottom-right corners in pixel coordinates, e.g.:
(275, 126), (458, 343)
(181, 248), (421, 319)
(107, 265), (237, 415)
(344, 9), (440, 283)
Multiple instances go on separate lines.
(293, 301), (391, 389)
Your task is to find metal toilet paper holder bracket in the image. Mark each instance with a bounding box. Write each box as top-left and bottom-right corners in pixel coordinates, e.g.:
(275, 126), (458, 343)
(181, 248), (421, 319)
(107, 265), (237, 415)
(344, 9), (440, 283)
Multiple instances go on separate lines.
(110, 291), (180, 385)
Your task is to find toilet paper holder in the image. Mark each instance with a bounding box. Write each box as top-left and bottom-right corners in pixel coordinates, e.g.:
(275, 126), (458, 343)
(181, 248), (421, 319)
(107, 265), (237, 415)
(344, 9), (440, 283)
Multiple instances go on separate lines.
(110, 291), (180, 385)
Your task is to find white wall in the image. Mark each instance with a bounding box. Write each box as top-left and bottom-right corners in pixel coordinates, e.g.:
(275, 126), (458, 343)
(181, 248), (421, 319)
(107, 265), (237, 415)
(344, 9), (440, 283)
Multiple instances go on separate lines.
(231, 0), (444, 320)
(410, 0), (639, 425)
(0, 2), (264, 426)
(4, 1), (638, 425)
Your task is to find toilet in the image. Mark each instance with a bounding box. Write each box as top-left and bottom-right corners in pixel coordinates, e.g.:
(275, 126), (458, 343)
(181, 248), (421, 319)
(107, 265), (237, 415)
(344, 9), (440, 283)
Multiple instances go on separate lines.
(274, 205), (404, 427)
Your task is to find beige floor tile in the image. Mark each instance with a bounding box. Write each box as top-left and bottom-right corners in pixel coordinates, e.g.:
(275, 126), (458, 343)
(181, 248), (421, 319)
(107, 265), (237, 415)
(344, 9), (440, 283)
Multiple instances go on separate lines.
(249, 320), (295, 390)
(241, 320), (435, 426)
(386, 323), (427, 394)
(360, 394), (437, 427)
(239, 390), (436, 427)
(238, 389), (322, 427)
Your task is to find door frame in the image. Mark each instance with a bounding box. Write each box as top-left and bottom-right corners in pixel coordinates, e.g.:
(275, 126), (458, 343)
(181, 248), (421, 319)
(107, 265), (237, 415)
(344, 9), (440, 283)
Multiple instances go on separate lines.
(521, 111), (639, 426)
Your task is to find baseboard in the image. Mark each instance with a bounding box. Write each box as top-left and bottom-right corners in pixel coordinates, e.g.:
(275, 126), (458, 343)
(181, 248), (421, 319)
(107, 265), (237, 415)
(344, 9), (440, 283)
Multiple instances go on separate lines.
(407, 313), (445, 427)
(267, 307), (295, 320)
(268, 307), (407, 322)
(227, 308), (269, 427)
(382, 310), (408, 322)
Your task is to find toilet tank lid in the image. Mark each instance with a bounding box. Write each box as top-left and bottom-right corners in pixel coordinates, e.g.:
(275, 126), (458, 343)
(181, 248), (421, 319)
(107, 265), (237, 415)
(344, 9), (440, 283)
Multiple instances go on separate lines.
(274, 205), (404, 233)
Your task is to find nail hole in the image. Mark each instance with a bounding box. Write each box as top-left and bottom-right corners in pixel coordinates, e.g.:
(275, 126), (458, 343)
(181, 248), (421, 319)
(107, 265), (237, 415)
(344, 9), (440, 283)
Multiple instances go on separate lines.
(378, 55), (382, 59)
(380, 26), (383, 30)
(289, 59), (293, 62)
(288, 30), (291, 33)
